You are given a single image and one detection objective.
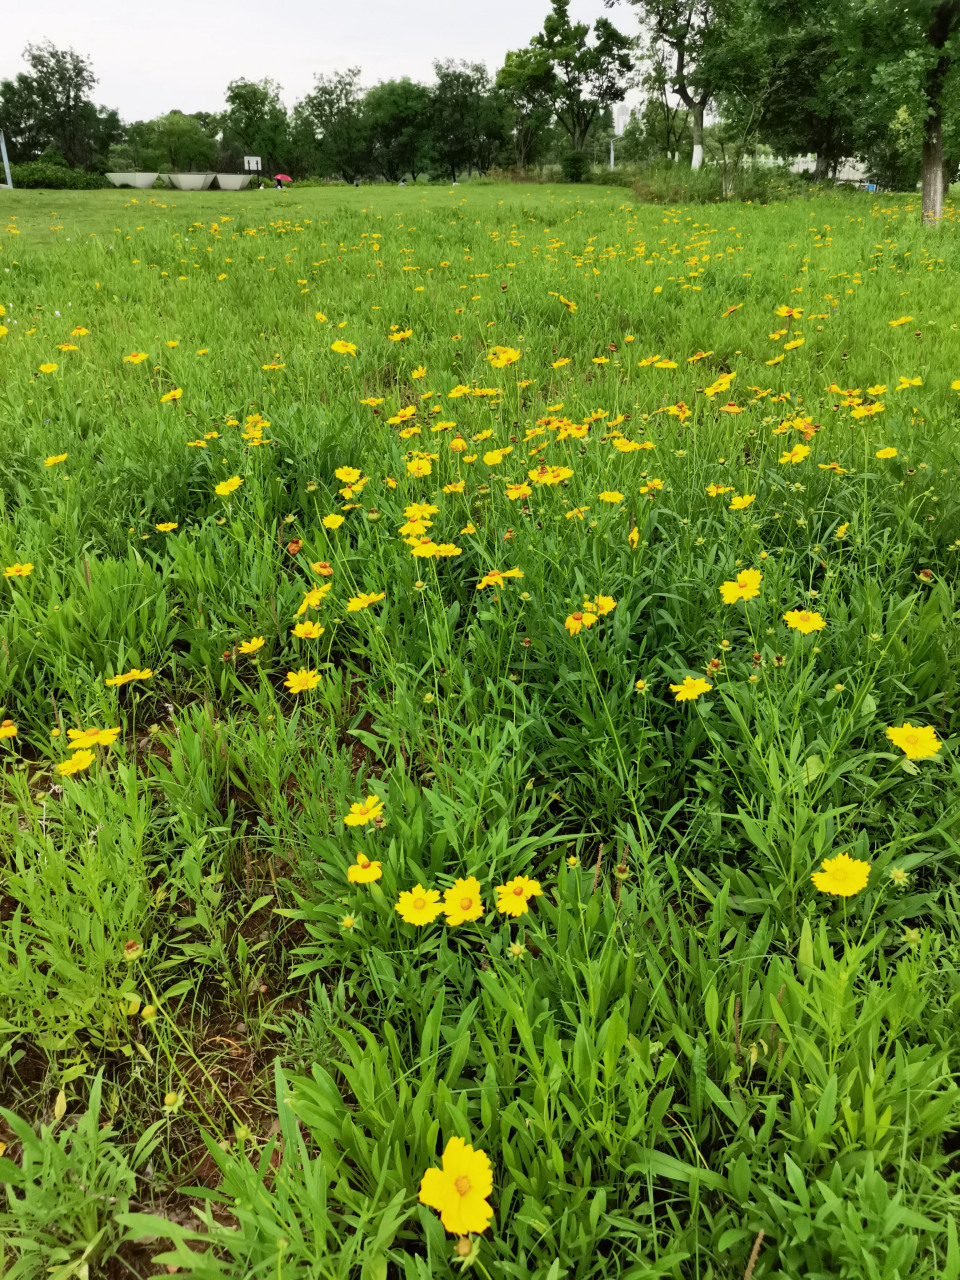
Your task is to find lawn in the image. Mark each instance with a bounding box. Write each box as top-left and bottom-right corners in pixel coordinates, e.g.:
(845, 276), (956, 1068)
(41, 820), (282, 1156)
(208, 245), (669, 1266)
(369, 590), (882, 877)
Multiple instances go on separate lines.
(0, 181), (959, 1279)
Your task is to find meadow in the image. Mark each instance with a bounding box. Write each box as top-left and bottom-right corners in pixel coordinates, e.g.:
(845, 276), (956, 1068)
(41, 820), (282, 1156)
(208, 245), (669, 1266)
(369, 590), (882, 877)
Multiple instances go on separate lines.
(0, 180), (959, 1279)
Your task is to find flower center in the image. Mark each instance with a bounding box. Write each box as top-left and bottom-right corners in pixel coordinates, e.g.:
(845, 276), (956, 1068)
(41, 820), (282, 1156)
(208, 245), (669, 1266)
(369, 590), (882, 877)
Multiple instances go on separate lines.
(513, 886), (524, 896)
(572, 612), (584, 622)
(454, 1175), (471, 1196)
(460, 897), (473, 911)
(905, 734), (918, 745)
(359, 857), (370, 868)
(413, 897), (426, 910)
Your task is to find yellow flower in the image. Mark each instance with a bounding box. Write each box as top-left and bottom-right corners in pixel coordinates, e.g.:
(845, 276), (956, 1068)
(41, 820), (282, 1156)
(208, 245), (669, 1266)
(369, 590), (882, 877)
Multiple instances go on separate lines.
(443, 876), (484, 926)
(565, 610), (598, 636)
(888, 316), (913, 327)
(551, 357), (570, 368)
(729, 494), (756, 510)
(284, 668), (320, 694)
(292, 620), (325, 639)
(123, 351), (149, 364)
(444, 480), (466, 494)
(488, 345), (520, 368)
(419, 1137), (494, 1235)
(215, 476), (243, 497)
(811, 852), (870, 897)
(598, 490), (624, 504)
(411, 365), (426, 379)
(885, 722), (942, 761)
(4, 563), (34, 578)
(406, 458), (432, 477)
(331, 339), (357, 356)
(160, 388), (182, 403)
(835, 522), (849, 539)
(395, 883), (443, 925)
(105, 668), (153, 687)
(346, 591), (385, 612)
(0, 720), (17, 740)
(66, 726), (121, 751)
(165, 340), (179, 348)
(322, 514), (345, 529)
(720, 569), (762, 604)
(875, 447), (897, 459)
(779, 443), (810, 465)
(783, 609), (826, 635)
(388, 328), (413, 341)
(495, 875), (542, 917)
(45, 453), (68, 467)
(155, 522), (178, 532)
(347, 851), (382, 883)
(670, 676), (712, 702)
(57, 748), (96, 776)
(237, 637), (265, 655)
(506, 482), (532, 500)
(38, 362), (58, 374)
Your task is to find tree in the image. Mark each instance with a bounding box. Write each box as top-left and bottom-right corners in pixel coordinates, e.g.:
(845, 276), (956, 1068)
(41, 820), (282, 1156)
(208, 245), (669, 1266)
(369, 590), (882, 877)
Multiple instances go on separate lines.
(140, 112), (218, 171)
(627, 0), (714, 167)
(0, 73), (47, 163)
(428, 60), (504, 180)
(526, 0), (635, 152)
(496, 48), (556, 171)
(22, 41), (97, 168)
(295, 69), (368, 182)
(222, 78), (289, 175)
(363, 79), (432, 181)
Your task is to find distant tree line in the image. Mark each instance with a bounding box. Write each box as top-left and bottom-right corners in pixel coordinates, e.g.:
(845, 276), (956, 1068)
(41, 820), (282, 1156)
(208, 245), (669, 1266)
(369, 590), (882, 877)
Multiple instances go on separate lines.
(4, 0), (960, 223)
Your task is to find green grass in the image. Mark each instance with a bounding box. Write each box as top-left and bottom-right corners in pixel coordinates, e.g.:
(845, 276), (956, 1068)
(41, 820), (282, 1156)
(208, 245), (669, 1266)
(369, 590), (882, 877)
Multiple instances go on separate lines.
(0, 182), (959, 1279)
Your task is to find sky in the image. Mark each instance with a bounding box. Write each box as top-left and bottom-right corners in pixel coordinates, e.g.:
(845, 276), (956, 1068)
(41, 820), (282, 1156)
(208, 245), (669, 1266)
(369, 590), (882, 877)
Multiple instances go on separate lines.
(2, 0), (642, 122)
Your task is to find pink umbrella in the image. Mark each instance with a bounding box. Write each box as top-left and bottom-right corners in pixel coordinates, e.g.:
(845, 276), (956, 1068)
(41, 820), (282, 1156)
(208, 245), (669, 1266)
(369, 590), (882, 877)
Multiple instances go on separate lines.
(274, 174), (292, 181)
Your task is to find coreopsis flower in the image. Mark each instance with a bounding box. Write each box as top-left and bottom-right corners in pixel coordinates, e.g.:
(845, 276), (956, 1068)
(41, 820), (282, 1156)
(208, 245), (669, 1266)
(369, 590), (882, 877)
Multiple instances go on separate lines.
(779, 444), (810, 465)
(443, 876), (484, 926)
(322, 514), (345, 529)
(411, 365), (426, 379)
(38, 363), (58, 374)
(476, 569), (523, 590)
(729, 494), (756, 510)
(440, 480), (464, 495)
(311, 561), (333, 577)
(45, 454), (68, 467)
(346, 591), (385, 612)
(783, 609), (826, 635)
(598, 490), (624, 504)
(885, 723), (942, 761)
(296, 584), (333, 615)
(495, 875), (542, 917)
(565, 610), (598, 636)
(331, 340), (357, 356)
(587, 594), (616, 616)
(215, 476), (243, 497)
(628, 526), (639, 549)
(0, 720), (17, 740)
(347, 851), (382, 883)
(551, 357), (570, 368)
(720, 570), (762, 604)
(123, 352), (149, 364)
(482, 448), (511, 466)
(359, 396), (383, 406)
(105, 668), (153, 686)
(284, 668), (321, 694)
(811, 852), (870, 897)
(875, 447), (897, 459)
(4, 563), (33, 578)
(57, 748), (95, 776)
(344, 794), (384, 826)
(335, 466), (362, 484)
(67, 727), (121, 751)
(419, 1138), (494, 1235)
(706, 484), (734, 497)
(160, 388), (182, 403)
(388, 328), (413, 341)
(488, 345), (520, 368)
(291, 621), (325, 639)
(395, 884), (443, 925)
(528, 464), (573, 486)
(670, 676), (712, 702)
(237, 637), (265, 655)
(406, 458), (432, 477)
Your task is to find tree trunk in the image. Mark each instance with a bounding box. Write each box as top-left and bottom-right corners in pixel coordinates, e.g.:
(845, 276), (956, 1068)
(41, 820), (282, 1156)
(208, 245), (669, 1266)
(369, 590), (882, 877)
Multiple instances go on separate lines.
(922, 106), (945, 226)
(691, 105), (704, 170)
(813, 152), (830, 181)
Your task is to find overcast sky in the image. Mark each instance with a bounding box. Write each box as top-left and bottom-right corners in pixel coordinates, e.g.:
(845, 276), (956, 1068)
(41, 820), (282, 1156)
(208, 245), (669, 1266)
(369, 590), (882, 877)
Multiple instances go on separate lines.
(3, 0), (641, 121)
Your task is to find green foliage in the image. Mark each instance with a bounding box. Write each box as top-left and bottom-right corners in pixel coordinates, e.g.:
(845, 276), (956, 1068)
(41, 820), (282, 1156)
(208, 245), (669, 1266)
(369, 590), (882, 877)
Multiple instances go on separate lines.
(0, 184), (959, 1277)
(8, 161), (107, 190)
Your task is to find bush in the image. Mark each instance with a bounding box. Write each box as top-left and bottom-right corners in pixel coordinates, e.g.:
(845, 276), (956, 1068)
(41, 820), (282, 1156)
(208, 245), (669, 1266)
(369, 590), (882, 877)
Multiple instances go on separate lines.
(560, 149), (591, 182)
(9, 162), (107, 190)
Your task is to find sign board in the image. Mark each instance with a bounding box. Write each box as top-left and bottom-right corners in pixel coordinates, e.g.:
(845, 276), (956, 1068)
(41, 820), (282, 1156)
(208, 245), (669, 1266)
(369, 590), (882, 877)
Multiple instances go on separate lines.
(614, 105), (631, 138)
(243, 156), (262, 172)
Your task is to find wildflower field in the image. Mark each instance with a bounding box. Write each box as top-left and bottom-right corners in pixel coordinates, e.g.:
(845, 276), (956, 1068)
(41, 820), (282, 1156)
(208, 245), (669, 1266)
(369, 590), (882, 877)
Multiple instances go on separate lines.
(1, 183), (960, 1279)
